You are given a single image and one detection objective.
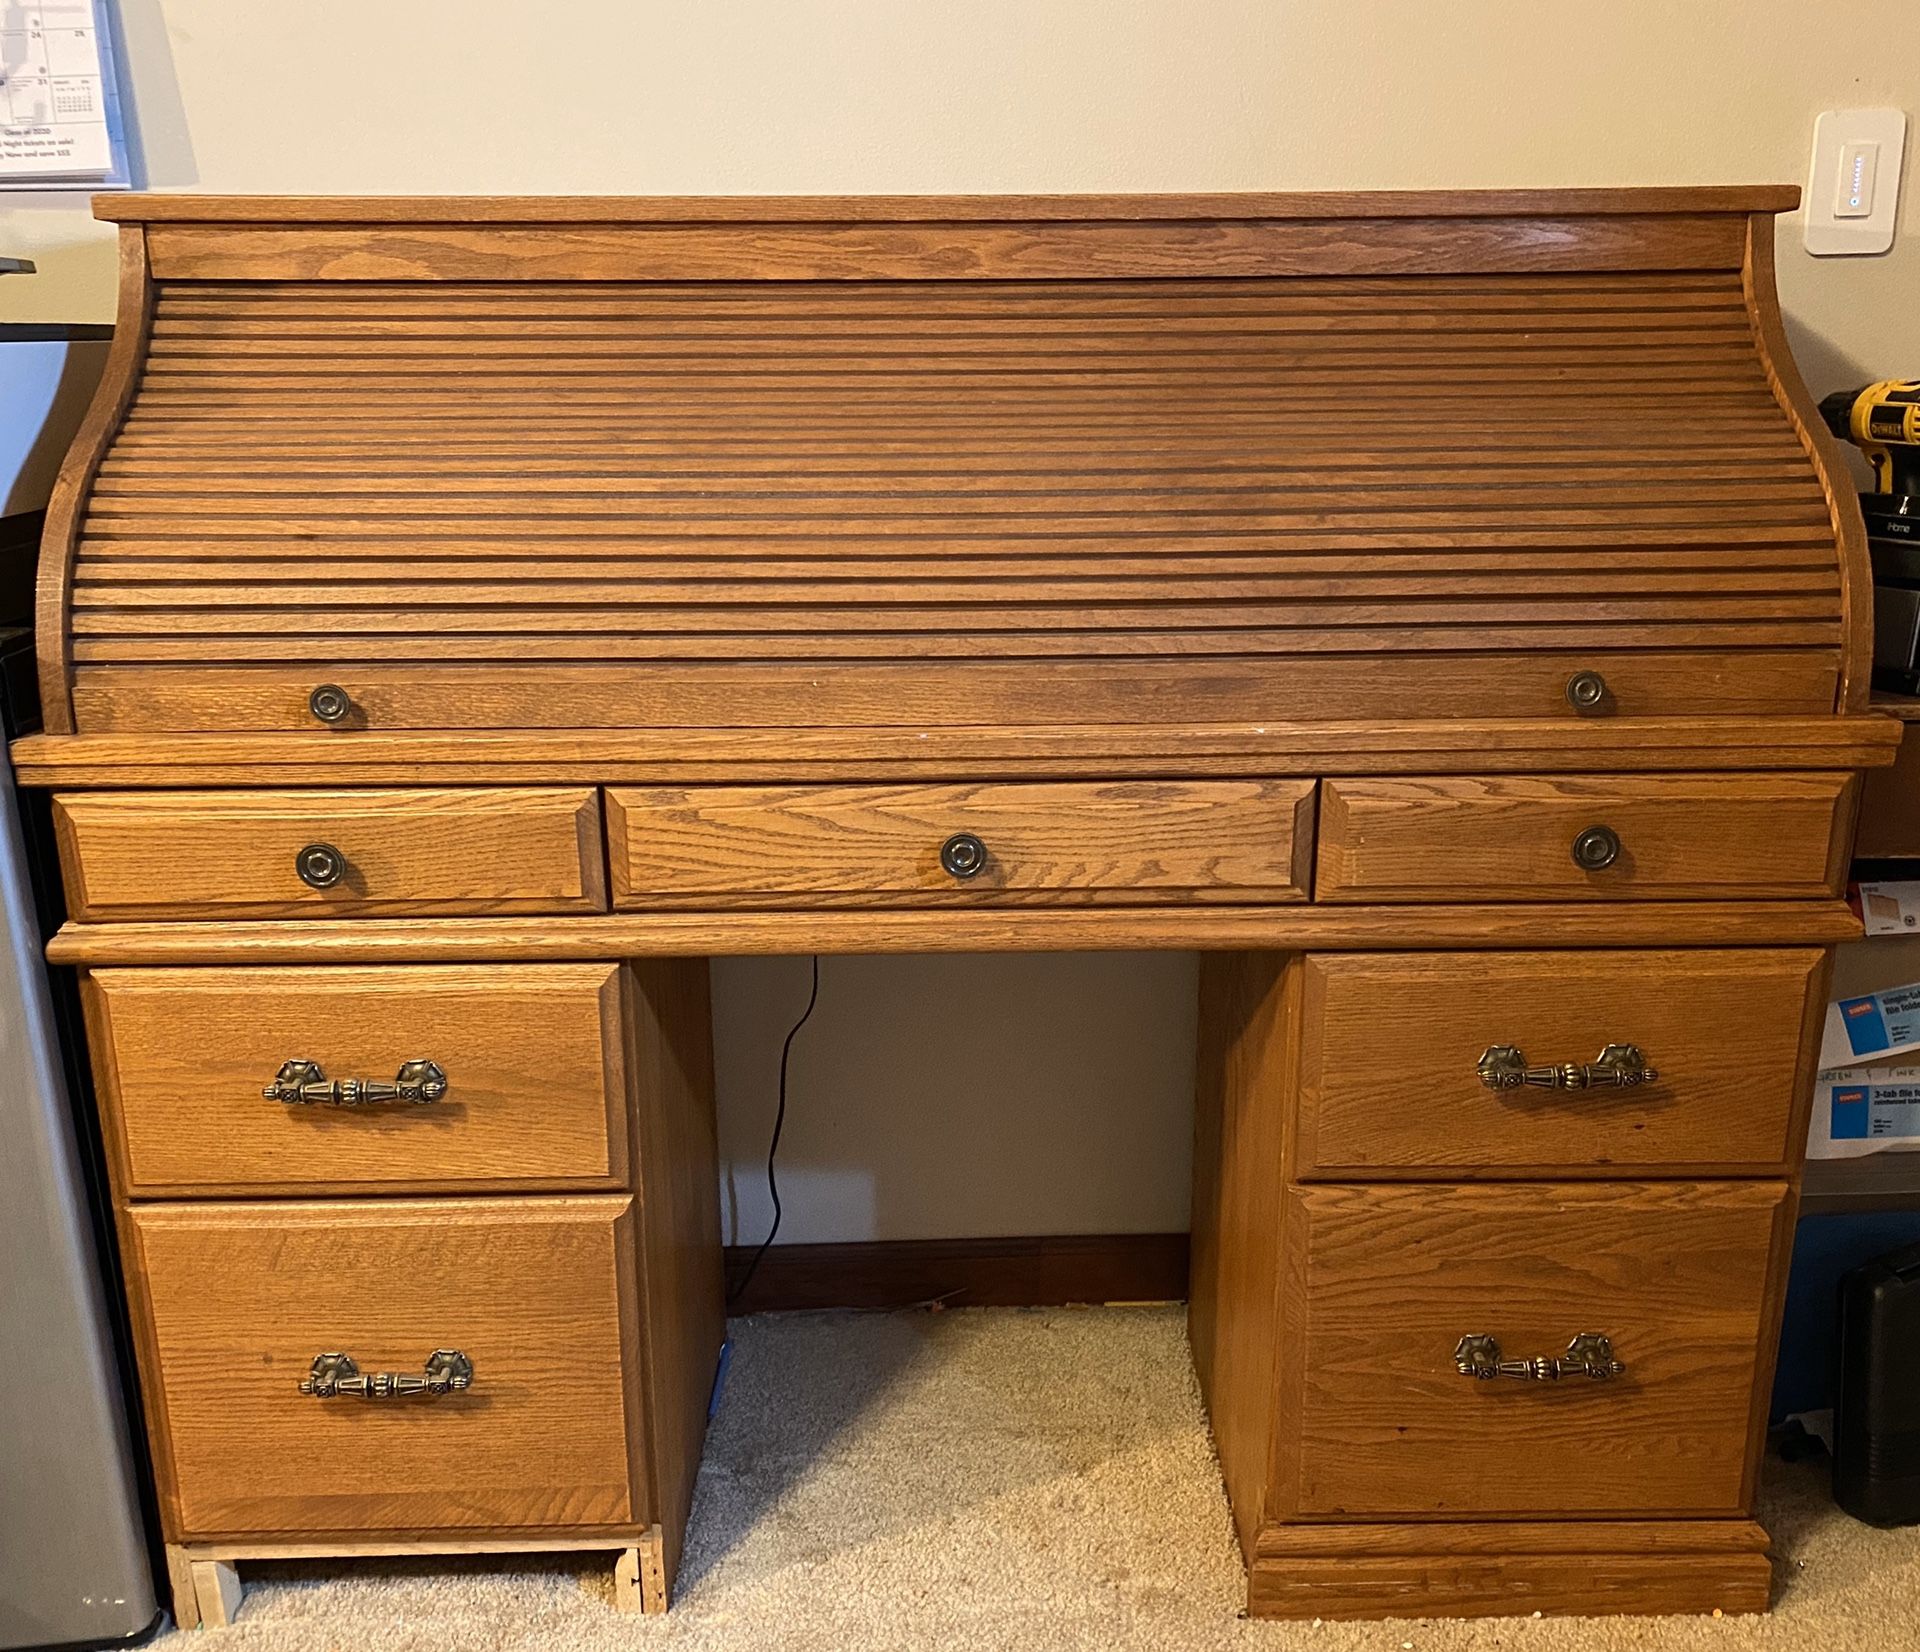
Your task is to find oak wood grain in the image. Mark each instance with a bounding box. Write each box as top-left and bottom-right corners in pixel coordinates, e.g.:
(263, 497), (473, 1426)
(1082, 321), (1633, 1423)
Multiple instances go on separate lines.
(607, 780), (1314, 907)
(1188, 952), (1295, 1558)
(1268, 1179), (1788, 1520)
(84, 963), (626, 1196)
(60, 654), (1849, 735)
(9, 712), (1903, 789)
(52, 787), (608, 919)
(35, 224), (150, 733)
(1293, 949), (1824, 1176)
(139, 215), (1750, 282)
(41, 899), (1867, 967)
(623, 960), (722, 1604)
(129, 1196), (647, 1538)
(1742, 213), (1874, 713)
(1316, 773), (1854, 902)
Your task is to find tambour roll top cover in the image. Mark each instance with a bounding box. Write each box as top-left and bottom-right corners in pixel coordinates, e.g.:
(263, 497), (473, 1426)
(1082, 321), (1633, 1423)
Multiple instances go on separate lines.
(35, 188), (1872, 739)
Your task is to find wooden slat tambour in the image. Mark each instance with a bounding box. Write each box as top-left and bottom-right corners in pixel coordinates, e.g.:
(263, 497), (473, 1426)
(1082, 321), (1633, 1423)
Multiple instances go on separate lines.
(54, 206), (1849, 731)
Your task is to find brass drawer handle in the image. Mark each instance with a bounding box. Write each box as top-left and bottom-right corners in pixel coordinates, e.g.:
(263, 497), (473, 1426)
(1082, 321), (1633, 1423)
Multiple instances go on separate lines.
(1477, 1043), (1656, 1091)
(295, 841), (347, 889)
(940, 831), (988, 879)
(1571, 823), (1621, 871)
(1455, 1333), (1625, 1383)
(264, 1057), (449, 1107)
(299, 1349), (473, 1400)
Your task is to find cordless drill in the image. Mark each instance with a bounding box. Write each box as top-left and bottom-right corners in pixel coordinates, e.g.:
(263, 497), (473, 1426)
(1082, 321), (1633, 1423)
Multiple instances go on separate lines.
(1822, 381), (1920, 691)
(1821, 381), (1920, 543)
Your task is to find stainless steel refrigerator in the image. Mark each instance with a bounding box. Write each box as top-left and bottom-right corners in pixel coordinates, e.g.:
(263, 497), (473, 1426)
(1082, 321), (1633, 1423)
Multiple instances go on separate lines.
(0, 577), (162, 1646)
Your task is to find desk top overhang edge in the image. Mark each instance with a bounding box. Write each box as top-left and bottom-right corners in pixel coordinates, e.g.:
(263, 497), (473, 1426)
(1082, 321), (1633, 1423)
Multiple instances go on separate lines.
(92, 187), (1803, 225)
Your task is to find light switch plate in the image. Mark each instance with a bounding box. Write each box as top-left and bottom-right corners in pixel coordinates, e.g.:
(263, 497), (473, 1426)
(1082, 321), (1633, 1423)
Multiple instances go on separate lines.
(1806, 109), (1906, 255)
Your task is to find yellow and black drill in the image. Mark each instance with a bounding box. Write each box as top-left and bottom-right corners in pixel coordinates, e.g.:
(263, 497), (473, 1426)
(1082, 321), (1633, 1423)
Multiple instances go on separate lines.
(1823, 381), (1920, 691)
(1822, 380), (1920, 545)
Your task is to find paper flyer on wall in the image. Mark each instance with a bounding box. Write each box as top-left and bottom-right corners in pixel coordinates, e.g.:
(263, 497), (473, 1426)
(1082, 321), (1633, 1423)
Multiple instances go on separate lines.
(0, 0), (112, 178)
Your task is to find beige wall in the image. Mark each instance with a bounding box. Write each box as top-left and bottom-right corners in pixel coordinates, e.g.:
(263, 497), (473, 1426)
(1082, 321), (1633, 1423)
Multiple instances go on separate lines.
(4, 2), (1914, 1241)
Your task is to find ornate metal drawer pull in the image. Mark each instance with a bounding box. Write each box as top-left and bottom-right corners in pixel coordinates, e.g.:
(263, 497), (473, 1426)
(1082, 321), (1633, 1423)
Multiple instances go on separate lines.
(1476, 1042), (1657, 1091)
(264, 1057), (448, 1107)
(299, 1349), (473, 1400)
(1454, 1332), (1625, 1382)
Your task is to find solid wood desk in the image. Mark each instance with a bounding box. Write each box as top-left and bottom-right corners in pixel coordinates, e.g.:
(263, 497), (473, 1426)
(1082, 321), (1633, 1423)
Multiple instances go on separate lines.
(16, 187), (1899, 1627)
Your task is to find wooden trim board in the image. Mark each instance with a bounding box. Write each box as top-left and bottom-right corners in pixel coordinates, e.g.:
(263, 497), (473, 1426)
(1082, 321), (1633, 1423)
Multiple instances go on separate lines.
(722, 1232), (1189, 1314)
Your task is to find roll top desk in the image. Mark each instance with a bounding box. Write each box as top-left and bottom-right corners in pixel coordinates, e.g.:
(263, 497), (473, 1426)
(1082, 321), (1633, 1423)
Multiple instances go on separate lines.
(16, 188), (1899, 1626)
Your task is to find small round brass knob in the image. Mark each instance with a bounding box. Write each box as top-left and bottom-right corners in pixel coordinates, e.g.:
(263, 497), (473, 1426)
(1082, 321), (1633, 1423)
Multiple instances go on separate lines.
(1565, 670), (1609, 714)
(1571, 825), (1622, 872)
(308, 684), (353, 724)
(940, 832), (988, 880)
(295, 842), (347, 889)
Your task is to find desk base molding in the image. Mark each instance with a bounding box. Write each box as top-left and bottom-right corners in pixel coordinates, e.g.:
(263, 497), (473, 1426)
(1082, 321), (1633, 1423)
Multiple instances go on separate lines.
(1246, 1520), (1773, 1620)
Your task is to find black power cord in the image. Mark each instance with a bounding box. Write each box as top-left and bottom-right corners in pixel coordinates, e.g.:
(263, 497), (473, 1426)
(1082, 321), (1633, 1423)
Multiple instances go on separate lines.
(727, 954), (820, 1306)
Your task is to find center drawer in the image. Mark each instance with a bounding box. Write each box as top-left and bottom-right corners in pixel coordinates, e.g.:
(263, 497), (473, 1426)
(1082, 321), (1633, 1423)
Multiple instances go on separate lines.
(1272, 1180), (1788, 1521)
(130, 1197), (645, 1539)
(1293, 949), (1825, 1177)
(53, 787), (608, 920)
(85, 964), (629, 1196)
(605, 780), (1316, 906)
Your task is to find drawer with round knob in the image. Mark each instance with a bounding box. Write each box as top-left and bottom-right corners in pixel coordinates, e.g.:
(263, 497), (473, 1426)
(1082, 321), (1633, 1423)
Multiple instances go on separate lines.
(1292, 949), (1826, 1177)
(604, 780), (1317, 907)
(127, 1196), (646, 1538)
(1271, 1179), (1789, 1520)
(1313, 773), (1855, 902)
(84, 964), (630, 1196)
(51, 787), (608, 919)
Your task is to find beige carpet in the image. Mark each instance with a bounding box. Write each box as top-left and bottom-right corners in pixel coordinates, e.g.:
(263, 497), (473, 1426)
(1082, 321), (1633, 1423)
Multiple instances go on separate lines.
(176, 1306), (1919, 1651)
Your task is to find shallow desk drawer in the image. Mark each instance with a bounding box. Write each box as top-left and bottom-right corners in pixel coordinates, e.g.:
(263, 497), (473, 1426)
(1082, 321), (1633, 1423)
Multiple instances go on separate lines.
(130, 1196), (645, 1538)
(1315, 773), (1852, 902)
(1294, 949), (1825, 1177)
(1274, 1180), (1787, 1520)
(87, 964), (628, 1196)
(53, 787), (607, 919)
(606, 780), (1316, 906)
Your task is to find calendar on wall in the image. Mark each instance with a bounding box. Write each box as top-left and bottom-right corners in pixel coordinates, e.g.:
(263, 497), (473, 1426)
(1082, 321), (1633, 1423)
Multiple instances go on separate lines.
(0, 0), (129, 186)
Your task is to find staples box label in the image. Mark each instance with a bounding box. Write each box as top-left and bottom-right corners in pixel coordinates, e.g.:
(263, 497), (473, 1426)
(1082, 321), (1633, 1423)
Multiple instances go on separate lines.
(1822, 983), (1920, 1066)
(1811, 1067), (1920, 1158)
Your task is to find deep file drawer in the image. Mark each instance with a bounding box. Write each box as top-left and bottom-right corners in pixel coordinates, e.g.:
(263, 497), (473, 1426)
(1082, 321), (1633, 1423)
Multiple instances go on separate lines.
(85, 964), (630, 1196)
(129, 1197), (647, 1539)
(1270, 1179), (1789, 1521)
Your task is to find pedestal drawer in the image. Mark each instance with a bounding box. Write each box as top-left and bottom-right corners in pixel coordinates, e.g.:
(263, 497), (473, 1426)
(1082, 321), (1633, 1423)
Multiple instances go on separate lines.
(1273, 1180), (1788, 1520)
(86, 965), (628, 1196)
(129, 1197), (645, 1539)
(1294, 949), (1825, 1177)
(53, 787), (608, 919)
(1315, 773), (1853, 902)
(606, 780), (1316, 907)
